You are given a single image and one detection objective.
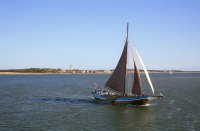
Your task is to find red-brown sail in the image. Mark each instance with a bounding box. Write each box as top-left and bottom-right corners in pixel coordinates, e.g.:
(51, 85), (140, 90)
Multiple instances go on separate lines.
(132, 52), (142, 95)
(105, 40), (128, 93)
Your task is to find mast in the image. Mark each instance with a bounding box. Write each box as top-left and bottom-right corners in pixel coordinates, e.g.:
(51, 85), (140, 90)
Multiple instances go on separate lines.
(105, 23), (129, 93)
(126, 23), (129, 40)
(125, 23), (129, 94)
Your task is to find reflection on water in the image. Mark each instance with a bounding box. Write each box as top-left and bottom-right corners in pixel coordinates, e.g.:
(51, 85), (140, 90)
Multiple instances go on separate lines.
(0, 74), (200, 130)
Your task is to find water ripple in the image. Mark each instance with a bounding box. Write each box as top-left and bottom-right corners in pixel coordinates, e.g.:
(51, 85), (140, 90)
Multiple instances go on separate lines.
(36, 97), (94, 105)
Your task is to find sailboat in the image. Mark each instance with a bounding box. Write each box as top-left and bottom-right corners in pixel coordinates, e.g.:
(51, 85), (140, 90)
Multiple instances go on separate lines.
(93, 23), (163, 105)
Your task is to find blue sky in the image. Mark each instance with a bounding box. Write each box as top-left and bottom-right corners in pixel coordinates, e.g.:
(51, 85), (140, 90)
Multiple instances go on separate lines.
(0, 0), (200, 70)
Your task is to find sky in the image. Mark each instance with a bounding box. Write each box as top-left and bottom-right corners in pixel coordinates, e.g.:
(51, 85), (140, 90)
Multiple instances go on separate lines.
(0, 0), (200, 71)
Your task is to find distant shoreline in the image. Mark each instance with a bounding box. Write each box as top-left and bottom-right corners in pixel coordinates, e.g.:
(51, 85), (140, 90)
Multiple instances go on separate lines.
(0, 68), (200, 75)
(0, 71), (200, 75)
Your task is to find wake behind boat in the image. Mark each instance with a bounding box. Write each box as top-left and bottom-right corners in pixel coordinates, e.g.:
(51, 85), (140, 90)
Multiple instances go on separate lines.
(92, 23), (163, 105)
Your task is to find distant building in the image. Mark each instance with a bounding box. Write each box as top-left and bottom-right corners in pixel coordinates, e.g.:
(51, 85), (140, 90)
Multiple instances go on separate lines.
(70, 65), (73, 70)
(103, 70), (111, 73)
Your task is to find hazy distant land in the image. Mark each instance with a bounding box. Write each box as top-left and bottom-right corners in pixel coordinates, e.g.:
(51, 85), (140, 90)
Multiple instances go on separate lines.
(0, 68), (199, 75)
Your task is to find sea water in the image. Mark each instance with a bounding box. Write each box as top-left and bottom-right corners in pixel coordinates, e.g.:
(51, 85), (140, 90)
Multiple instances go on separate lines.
(0, 73), (200, 130)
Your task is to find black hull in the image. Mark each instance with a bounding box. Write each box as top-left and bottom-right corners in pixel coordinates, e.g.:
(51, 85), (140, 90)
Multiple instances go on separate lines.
(114, 98), (149, 105)
(93, 93), (150, 106)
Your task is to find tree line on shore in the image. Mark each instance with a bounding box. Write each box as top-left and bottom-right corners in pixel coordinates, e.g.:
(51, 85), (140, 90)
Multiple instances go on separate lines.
(0, 68), (110, 73)
(0, 68), (64, 73)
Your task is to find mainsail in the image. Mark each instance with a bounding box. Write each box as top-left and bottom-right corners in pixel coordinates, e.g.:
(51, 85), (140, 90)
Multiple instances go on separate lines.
(105, 40), (128, 93)
(105, 24), (129, 93)
(135, 48), (155, 94)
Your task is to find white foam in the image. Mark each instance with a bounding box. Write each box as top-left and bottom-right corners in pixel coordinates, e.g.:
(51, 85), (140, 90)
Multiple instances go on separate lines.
(131, 103), (151, 107)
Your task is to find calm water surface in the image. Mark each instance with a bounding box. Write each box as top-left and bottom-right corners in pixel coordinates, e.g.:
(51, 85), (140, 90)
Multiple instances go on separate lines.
(0, 73), (200, 130)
